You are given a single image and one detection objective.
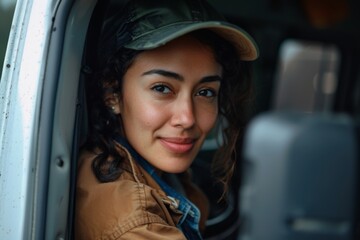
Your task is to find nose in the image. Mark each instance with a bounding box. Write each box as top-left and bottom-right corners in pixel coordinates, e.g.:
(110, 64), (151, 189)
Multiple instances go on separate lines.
(170, 96), (196, 129)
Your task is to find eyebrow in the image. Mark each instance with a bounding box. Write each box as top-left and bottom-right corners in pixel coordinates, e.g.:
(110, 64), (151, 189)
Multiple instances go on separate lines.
(142, 69), (222, 83)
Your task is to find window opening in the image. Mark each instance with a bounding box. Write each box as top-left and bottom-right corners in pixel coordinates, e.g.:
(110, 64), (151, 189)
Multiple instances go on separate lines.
(273, 39), (340, 113)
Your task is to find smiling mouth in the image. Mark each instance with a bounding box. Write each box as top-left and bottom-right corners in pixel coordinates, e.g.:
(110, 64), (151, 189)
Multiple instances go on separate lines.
(159, 138), (196, 154)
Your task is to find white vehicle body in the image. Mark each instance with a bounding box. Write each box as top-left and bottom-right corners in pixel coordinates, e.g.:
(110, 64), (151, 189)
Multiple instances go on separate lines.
(0, 0), (95, 238)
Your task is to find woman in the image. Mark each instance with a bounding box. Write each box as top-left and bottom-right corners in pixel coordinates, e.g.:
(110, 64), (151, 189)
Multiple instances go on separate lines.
(75, 0), (258, 239)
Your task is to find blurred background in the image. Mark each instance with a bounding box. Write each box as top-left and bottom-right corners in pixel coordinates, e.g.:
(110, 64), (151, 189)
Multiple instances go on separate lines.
(0, 0), (16, 78)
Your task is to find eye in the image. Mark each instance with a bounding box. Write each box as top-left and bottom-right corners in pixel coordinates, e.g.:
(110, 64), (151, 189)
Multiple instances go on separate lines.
(151, 84), (172, 94)
(197, 89), (217, 98)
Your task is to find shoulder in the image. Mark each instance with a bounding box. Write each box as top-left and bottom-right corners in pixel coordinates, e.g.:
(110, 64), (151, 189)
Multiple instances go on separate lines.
(75, 149), (184, 239)
(75, 175), (184, 239)
(75, 148), (102, 186)
(75, 178), (159, 236)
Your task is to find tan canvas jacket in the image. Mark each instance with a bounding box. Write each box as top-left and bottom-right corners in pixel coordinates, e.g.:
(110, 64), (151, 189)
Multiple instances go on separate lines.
(75, 143), (209, 240)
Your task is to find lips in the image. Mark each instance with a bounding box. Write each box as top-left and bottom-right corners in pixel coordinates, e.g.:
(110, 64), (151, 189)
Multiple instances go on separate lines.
(159, 137), (196, 154)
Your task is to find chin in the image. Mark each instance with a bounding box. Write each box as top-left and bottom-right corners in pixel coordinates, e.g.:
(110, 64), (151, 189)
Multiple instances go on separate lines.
(160, 162), (192, 174)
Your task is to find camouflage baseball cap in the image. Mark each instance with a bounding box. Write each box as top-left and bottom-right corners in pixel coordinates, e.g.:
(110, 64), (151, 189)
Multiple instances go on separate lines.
(99, 0), (259, 65)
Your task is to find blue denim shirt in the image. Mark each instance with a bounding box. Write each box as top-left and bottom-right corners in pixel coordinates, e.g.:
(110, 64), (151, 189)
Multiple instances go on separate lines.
(115, 137), (203, 240)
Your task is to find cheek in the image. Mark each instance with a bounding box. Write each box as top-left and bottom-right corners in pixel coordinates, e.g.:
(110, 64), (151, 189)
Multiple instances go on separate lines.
(122, 96), (167, 130)
(197, 106), (218, 133)
(141, 107), (163, 128)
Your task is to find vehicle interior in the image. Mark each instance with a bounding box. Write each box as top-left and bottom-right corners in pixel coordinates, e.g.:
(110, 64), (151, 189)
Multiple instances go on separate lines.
(2, 0), (359, 239)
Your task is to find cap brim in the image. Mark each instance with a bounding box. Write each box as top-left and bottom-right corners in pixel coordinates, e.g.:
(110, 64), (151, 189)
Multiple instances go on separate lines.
(124, 21), (259, 61)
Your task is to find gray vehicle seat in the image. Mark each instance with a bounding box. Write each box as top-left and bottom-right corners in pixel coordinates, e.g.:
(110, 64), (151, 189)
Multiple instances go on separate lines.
(239, 112), (358, 240)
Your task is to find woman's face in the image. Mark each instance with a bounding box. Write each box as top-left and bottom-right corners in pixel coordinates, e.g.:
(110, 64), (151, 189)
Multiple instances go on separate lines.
(117, 35), (222, 173)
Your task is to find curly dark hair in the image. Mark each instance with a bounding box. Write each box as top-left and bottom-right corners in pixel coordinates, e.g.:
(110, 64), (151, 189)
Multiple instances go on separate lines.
(84, 29), (253, 193)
